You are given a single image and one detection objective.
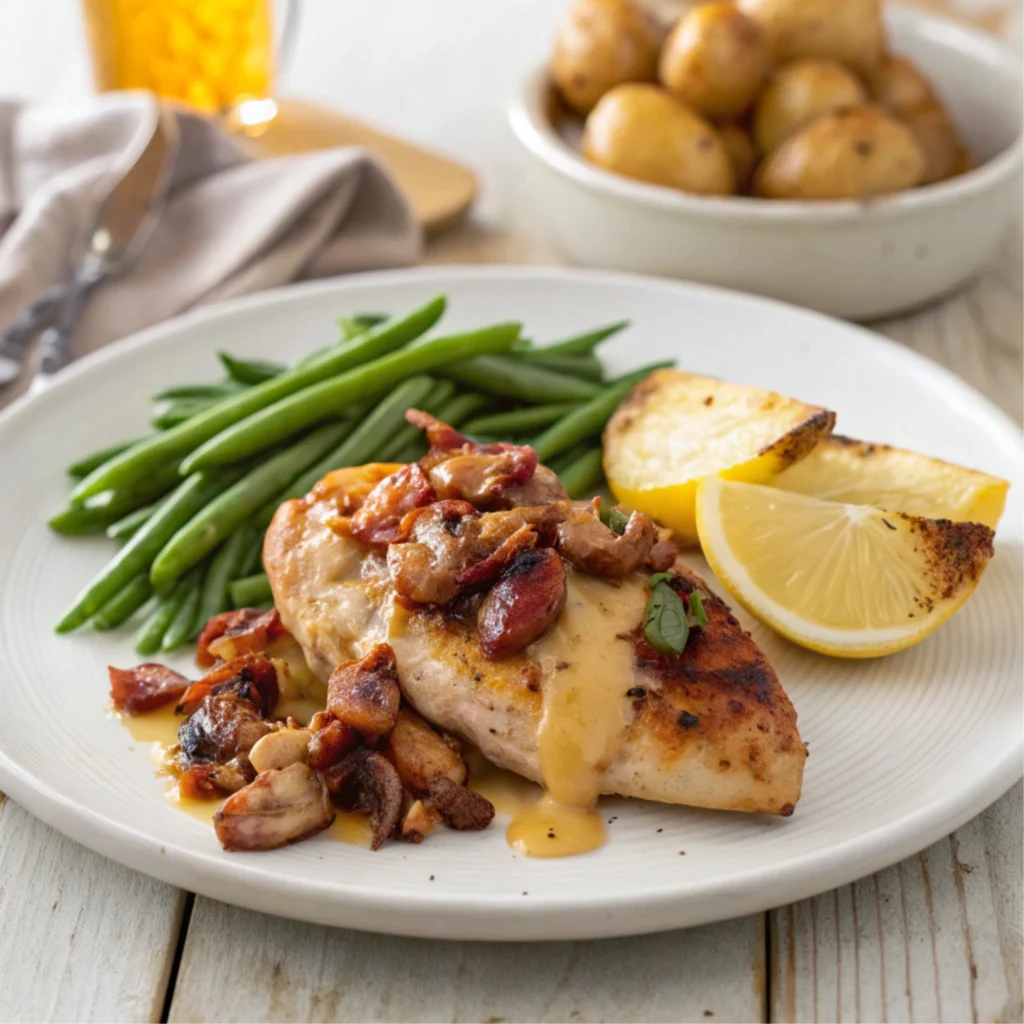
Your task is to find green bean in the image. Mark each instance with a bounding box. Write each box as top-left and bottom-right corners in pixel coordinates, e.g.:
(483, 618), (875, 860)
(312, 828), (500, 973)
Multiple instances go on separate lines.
(71, 296), (446, 502)
(229, 573), (273, 609)
(152, 382), (245, 402)
(532, 362), (674, 463)
(67, 438), (144, 479)
(549, 443), (592, 475)
(462, 403), (579, 437)
(252, 376), (436, 525)
(106, 503), (157, 541)
(532, 321), (629, 358)
(91, 576), (153, 631)
(55, 468), (247, 634)
(151, 396), (222, 429)
(441, 354), (600, 404)
(338, 313), (389, 340)
(514, 352), (604, 381)
(377, 379), (456, 461)
(193, 529), (251, 636)
(134, 575), (192, 655)
(161, 565), (205, 651)
(49, 462), (183, 536)
(218, 352), (285, 385)
(391, 439), (426, 463)
(434, 392), (489, 426)
(558, 447), (606, 500)
(237, 526), (265, 578)
(181, 322), (522, 472)
(150, 420), (354, 588)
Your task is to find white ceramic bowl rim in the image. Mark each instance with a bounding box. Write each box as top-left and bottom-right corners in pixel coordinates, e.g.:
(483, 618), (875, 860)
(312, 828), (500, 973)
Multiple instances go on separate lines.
(508, 7), (1024, 224)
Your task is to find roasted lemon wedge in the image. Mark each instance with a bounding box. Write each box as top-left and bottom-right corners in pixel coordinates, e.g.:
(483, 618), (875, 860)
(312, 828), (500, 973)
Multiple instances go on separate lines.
(771, 435), (1009, 529)
(603, 370), (835, 542)
(695, 476), (995, 658)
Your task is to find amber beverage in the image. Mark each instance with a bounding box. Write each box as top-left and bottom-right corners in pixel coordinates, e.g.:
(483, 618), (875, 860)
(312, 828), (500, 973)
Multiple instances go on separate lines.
(81, 0), (278, 114)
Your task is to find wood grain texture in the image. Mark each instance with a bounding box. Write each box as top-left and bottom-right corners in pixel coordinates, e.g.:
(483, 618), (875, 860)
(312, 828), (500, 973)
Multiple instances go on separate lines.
(0, 793), (186, 1023)
(770, 782), (1023, 1023)
(168, 900), (765, 1024)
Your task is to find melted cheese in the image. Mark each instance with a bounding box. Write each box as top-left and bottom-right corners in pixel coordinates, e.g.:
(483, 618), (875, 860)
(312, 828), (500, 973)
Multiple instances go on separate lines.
(507, 572), (647, 858)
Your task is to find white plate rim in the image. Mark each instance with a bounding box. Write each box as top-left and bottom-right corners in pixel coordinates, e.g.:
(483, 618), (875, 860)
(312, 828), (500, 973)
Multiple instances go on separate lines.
(0, 264), (1020, 940)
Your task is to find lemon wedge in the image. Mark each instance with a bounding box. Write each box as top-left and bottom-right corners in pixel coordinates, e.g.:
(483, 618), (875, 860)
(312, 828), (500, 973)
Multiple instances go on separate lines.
(771, 435), (1009, 529)
(695, 476), (995, 657)
(604, 369), (835, 543)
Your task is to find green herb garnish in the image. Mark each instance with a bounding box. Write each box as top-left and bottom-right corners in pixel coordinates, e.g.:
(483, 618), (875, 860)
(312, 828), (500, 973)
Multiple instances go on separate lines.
(643, 577), (708, 657)
(687, 590), (708, 627)
(598, 499), (629, 535)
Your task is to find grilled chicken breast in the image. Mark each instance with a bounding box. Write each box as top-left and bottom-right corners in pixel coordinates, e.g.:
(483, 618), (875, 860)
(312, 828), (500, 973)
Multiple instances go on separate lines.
(264, 463), (807, 816)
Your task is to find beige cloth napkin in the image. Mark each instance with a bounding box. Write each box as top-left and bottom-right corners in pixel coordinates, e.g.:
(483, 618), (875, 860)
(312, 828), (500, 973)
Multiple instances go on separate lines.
(0, 91), (423, 357)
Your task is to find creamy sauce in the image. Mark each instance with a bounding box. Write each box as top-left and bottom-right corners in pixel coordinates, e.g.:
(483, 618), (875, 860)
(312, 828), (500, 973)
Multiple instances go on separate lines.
(506, 572), (648, 858)
(327, 811), (373, 847)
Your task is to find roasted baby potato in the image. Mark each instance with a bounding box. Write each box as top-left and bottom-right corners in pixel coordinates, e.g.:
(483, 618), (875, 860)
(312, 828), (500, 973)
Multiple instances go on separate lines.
(658, 1), (772, 120)
(736, 0), (886, 75)
(582, 83), (736, 194)
(755, 106), (925, 199)
(903, 102), (964, 184)
(719, 122), (757, 191)
(867, 55), (936, 118)
(753, 59), (868, 153)
(551, 0), (662, 115)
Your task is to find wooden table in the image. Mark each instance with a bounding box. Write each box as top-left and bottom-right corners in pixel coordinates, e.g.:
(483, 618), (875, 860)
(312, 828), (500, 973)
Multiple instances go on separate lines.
(0, 2), (1020, 1021)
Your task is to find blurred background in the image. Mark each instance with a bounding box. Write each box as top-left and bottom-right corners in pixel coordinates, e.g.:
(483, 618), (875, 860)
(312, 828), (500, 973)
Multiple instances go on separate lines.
(0, 0), (1016, 257)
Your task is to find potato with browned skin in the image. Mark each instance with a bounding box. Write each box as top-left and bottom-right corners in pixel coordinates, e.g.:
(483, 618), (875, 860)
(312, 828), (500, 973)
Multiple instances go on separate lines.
(756, 106), (925, 199)
(659, 2), (772, 120)
(753, 59), (867, 154)
(583, 84), (736, 194)
(550, 0), (662, 114)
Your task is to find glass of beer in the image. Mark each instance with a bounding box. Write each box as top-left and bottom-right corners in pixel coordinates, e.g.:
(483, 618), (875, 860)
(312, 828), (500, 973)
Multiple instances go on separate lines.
(81, 0), (299, 127)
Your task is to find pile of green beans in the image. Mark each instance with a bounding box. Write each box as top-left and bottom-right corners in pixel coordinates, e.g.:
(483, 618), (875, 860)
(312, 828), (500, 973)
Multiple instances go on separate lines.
(51, 304), (671, 652)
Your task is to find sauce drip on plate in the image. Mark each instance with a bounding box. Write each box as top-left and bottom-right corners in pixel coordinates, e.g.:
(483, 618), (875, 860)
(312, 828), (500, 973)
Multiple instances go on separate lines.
(506, 571), (646, 858)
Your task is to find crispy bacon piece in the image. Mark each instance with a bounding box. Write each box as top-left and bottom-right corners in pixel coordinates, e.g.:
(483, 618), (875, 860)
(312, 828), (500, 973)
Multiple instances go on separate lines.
(307, 712), (359, 771)
(176, 655), (279, 717)
(197, 608), (289, 668)
(388, 504), (570, 607)
(214, 763), (334, 852)
(346, 463), (436, 548)
(327, 643), (401, 744)
(387, 706), (468, 792)
(178, 764), (224, 801)
(108, 663), (189, 715)
(556, 504), (661, 579)
(648, 527), (678, 572)
(405, 408), (468, 450)
(428, 776), (495, 832)
(477, 548), (567, 658)
(405, 409), (566, 511)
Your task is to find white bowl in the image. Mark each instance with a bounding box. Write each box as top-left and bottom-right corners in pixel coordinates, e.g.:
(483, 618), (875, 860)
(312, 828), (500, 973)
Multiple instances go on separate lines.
(508, 6), (1022, 321)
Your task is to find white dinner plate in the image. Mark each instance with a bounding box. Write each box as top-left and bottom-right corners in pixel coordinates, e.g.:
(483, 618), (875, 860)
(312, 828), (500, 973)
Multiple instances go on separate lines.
(0, 267), (1020, 941)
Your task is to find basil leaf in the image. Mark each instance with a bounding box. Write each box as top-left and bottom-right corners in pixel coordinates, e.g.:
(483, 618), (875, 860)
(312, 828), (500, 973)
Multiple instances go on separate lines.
(647, 572), (675, 589)
(643, 582), (689, 656)
(598, 500), (629, 535)
(607, 508), (628, 535)
(687, 590), (708, 628)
